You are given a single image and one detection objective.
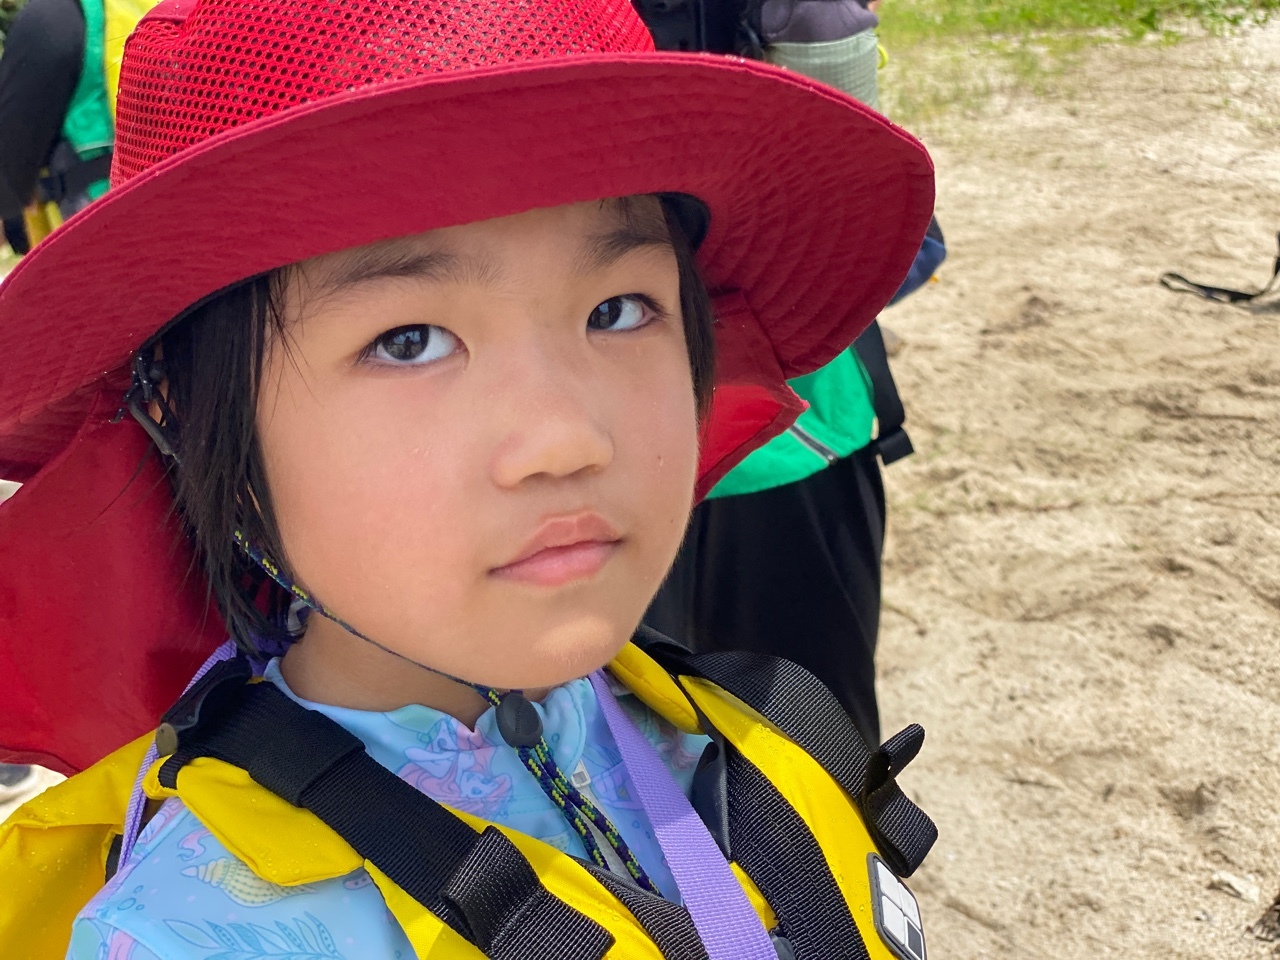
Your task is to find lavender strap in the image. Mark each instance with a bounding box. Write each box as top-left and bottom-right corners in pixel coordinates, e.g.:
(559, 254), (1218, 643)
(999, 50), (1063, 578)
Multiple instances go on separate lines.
(117, 639), (239, 867)
(588, 671), (777, 960)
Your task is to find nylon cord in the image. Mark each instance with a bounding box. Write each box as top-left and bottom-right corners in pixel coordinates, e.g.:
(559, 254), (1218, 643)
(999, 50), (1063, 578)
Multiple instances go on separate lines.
(233, 530), (661, 896)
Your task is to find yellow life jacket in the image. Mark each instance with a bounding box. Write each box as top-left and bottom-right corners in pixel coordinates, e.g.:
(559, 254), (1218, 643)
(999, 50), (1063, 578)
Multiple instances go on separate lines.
(0, 636), (934, 959)
(103, 0), (160, 118)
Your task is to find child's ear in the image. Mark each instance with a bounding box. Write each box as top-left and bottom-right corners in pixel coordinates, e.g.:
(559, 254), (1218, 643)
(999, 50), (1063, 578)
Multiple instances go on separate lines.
(695, 291), (805, 501)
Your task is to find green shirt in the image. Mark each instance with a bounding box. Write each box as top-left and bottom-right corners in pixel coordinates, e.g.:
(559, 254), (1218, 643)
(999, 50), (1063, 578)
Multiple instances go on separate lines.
(708, 348), (876, 498)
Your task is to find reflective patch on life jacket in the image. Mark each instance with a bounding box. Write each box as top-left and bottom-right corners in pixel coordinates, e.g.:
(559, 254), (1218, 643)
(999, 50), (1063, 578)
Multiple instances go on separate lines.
(869, 854), (927, 960)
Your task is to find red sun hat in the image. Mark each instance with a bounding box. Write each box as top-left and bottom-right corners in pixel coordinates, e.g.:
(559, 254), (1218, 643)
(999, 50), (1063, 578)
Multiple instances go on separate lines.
(0, 0), (934, 774)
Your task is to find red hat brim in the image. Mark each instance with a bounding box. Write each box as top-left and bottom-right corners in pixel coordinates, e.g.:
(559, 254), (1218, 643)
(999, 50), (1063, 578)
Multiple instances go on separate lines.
(0, 52), (933, 477)
(0, 53), (933, 773)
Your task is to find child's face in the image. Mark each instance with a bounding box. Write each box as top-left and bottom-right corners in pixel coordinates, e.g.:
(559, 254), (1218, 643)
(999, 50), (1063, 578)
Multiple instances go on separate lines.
(258, 198), (699, 690)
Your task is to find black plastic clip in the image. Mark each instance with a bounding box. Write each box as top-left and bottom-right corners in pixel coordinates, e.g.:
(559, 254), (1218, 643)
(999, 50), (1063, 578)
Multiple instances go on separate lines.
(113, 349), (182, 461)
(154, 656), (253, 760)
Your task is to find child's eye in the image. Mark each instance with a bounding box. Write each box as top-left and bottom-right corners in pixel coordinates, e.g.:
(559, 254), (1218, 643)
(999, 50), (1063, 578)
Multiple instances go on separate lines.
(364, 324), (459, 365)
(587, 295), (657, 332)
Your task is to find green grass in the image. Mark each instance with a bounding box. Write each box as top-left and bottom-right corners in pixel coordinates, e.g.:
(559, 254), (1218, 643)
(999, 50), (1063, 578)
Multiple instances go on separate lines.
(879, 0), (1280, 46)
(876, 0), (1279, 124)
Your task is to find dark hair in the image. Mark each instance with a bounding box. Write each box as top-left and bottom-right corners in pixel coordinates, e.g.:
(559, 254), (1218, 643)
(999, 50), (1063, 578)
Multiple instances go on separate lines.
(159, 195), (716, 652)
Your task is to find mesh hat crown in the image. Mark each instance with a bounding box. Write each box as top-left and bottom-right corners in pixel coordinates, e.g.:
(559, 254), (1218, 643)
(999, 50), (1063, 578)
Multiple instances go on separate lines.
(114, 0), (654, 183)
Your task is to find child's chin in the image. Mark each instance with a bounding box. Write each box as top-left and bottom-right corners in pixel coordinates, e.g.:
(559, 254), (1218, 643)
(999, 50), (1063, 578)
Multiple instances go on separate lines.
(482, 621), (636, 691)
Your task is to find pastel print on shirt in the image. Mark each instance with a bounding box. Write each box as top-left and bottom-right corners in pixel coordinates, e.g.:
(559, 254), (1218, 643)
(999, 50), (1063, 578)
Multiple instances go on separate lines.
(398, 717), (514, 817)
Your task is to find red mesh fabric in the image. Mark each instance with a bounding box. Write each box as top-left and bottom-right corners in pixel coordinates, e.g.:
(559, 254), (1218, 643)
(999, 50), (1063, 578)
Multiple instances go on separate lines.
(113, 0), (653, 183)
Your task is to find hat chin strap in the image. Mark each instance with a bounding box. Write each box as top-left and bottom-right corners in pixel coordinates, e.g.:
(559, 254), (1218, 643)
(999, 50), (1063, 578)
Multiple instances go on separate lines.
(232, 530), (664, 895)
(230, 531), (487, 694)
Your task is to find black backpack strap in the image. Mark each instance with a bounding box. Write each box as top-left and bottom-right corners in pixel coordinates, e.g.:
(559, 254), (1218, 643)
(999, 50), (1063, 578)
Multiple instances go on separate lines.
(635, 627), (937, 878)
(683, 660), (876, 960)
(157, 660), (612, 960)
(1160, 231), (1280, 304)
(726, 749), (870, 960)
(852, 321), (914, 466)
(104, 834), (124, 882)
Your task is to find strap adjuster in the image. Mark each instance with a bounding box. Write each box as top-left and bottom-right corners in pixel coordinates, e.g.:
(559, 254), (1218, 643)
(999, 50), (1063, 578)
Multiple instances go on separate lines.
(154, 656), (252, 759)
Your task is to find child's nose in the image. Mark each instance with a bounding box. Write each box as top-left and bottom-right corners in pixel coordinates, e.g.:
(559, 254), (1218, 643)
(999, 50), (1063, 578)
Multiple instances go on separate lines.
(487, 350), (614, 489)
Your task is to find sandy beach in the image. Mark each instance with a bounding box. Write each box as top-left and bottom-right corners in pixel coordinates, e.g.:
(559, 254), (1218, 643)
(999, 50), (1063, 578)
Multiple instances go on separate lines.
(875, 20), (1280, 959)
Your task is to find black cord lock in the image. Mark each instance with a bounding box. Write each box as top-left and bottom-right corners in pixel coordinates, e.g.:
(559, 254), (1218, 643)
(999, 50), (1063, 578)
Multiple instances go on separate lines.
(495, 691), (543, 749)
(114, 348), (182, 461)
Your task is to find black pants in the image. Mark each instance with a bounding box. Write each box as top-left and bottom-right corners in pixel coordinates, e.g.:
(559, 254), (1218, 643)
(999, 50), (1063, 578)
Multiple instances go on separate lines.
(645, 446), (885, 744)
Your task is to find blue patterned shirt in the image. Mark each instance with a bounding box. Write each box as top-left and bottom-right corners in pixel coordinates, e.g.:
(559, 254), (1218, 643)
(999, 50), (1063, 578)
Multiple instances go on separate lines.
(67, 661), (708, 959)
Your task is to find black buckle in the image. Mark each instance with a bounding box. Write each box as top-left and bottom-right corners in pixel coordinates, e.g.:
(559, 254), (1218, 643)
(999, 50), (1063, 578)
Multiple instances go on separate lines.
(154, 657), (252, 760)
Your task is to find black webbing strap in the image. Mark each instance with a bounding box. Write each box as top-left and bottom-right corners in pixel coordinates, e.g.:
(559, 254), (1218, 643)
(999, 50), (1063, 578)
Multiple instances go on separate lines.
(442, 828), (613, 959)
(584, 864), (710, 960)
(636, 628), (936, 878)
(158, 668), (612, 960)
(1160, 232), (1280, 304)
(853, 321), (914, 465)
(726, 749), (869, 960)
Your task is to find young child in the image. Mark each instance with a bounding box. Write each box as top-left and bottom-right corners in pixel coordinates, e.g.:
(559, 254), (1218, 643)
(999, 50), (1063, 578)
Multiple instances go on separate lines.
(0, 0), (937, 957)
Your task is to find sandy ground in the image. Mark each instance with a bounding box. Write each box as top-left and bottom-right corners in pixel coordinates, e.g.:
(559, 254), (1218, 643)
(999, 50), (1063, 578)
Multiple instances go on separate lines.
(3, 20), (1279, 960)
(875, 21), (1280, 960)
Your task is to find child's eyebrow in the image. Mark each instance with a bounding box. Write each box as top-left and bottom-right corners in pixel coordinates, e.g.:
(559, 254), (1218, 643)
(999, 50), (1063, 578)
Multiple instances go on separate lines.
(575, 224), (674, 277)
(318, 246), (495, 295)
(315, 217), (671, 296)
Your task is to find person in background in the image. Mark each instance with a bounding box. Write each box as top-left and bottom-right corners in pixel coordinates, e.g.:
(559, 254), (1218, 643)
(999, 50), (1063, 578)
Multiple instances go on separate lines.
(645, 0), (944, 746)
(0, 0), (158, 253)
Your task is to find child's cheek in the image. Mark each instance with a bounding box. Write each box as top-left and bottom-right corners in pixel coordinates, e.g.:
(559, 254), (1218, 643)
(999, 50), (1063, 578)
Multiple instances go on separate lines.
(624, 348), (701, 570)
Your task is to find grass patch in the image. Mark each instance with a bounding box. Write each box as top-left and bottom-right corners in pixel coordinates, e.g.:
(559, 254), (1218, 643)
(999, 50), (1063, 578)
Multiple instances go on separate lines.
(876, 0), (1278, 124)
(880, 0), (1280, 46)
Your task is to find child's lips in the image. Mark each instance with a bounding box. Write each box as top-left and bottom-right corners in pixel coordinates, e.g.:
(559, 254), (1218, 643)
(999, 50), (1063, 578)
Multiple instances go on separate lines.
(490, 539), (621, 587)
(491, 511), (623, 587)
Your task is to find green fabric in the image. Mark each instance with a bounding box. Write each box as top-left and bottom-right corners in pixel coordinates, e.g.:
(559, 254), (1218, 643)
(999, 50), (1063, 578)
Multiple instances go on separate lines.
(708, 349), (877, 499)
(60, 0), (113, 157)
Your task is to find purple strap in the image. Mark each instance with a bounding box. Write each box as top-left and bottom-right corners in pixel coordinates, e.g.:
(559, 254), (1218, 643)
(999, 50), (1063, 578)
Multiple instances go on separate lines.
(588, 671), (777, 960)
(117, 639), (239, 868)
